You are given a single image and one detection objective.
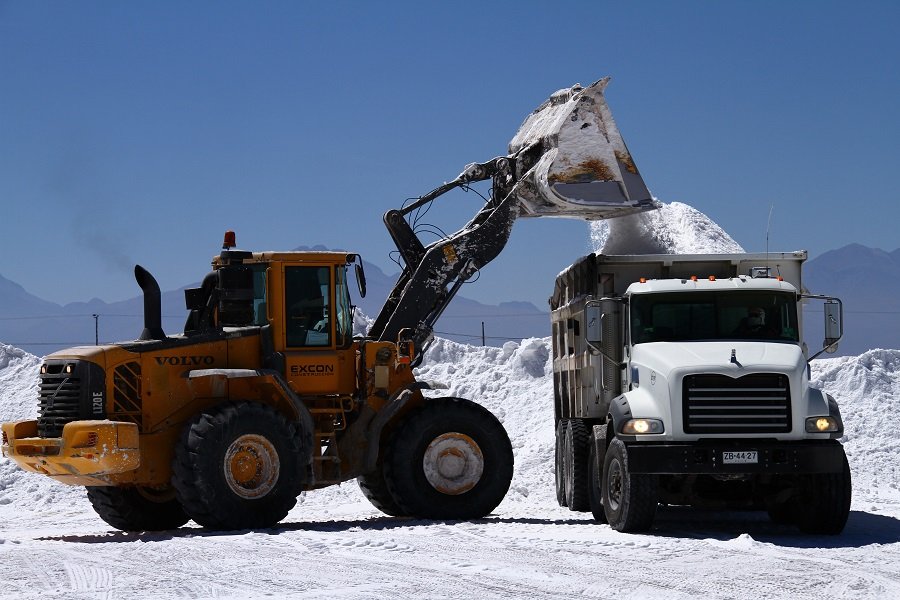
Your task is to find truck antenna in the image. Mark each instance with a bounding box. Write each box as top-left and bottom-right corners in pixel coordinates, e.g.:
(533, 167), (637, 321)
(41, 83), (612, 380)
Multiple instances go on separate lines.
(766, 204), (775, 275)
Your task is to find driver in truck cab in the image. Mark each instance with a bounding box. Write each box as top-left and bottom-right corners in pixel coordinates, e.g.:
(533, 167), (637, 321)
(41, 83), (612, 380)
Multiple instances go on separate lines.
(733, 306), (778, 338)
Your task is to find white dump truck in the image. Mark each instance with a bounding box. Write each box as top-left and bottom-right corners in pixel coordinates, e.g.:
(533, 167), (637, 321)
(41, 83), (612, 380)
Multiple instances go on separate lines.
(551, 251), (850, 534)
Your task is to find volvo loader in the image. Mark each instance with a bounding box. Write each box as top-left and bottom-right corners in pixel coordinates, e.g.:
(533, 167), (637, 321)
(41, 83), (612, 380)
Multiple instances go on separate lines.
(2, 78), (657, 531)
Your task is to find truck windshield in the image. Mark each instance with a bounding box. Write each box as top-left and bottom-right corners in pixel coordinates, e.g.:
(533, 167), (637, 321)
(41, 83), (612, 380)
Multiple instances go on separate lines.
(630, 291), (799, 344)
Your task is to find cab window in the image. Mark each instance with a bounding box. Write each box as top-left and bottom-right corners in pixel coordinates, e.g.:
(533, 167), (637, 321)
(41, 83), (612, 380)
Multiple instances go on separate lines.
(285, 266), (331, 347)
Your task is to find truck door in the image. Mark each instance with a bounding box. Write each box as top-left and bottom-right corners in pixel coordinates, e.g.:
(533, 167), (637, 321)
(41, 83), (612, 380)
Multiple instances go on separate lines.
(280, 264), (355, 395)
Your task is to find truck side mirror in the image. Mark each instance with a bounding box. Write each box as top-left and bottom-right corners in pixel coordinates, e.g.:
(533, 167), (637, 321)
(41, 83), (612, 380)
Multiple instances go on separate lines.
(823, 300), (842, 353)
(585, 305), (603, 345)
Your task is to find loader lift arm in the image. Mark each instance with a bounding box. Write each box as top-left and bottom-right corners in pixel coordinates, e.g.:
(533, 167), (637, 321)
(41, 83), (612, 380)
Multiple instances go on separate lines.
(368, 154), (527, 362)
(368, 77), (659, 364)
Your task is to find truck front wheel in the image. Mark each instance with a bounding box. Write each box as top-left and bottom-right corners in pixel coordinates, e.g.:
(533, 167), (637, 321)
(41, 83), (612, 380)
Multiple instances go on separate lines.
(796, 451), (852, 535)
(602, 438), (658, 532)
(86, 485), (189, 532)
(384, 397), (513, 520)
(172, 401), (306, 530)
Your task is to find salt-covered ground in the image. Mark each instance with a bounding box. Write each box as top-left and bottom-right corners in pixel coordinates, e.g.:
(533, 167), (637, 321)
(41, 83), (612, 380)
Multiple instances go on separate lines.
(2, 202), (899, 598)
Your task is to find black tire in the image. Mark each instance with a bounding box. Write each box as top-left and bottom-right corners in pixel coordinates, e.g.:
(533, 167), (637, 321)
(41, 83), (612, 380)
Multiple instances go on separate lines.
(796, 452), (852, 535)
(564, 419), (591, 512)
(86, 485), (190, 532)
(554, 420), (568, 507)
(358, 464), (407, 517)
(766, 499), (798, 525)
(602, 438), (658, 532)
(384, 397), (513, 520)
(172, 401), (307, 530)
(587, 433), (607, 524)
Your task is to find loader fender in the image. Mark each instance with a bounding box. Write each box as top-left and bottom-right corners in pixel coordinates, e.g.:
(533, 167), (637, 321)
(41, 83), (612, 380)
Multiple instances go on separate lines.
(187, 368), (315, 460)
(363, 382), (433, 473)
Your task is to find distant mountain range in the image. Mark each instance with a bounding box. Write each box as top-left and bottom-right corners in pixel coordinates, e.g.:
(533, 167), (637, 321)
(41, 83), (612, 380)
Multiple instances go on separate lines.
(0, 246), (549, 357)
(0, 243), (895, 357)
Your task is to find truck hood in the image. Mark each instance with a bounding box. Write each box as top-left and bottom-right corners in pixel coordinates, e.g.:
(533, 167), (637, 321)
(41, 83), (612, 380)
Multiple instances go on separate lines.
(631, 341), (805, 375)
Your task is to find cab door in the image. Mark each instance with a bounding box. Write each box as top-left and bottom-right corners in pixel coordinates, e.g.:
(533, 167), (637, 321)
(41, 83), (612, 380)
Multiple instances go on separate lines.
(277, 263), (354, 395)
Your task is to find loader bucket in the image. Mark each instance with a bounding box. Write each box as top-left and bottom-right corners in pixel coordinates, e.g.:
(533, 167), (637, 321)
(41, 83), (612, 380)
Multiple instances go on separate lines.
(509, 77), (659, 220)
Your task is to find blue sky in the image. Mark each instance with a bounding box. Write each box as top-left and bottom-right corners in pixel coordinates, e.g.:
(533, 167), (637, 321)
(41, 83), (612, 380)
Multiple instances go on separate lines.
(1, 1), (897, 308)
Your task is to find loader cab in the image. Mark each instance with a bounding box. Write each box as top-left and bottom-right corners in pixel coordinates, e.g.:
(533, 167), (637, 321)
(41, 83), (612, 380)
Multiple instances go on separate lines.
(245, 251), (358, 395)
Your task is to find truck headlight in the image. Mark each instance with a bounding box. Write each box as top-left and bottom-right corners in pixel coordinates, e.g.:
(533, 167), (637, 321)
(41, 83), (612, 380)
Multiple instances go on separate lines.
(622, 418), (664, 435)
(805, 416), (840, 433)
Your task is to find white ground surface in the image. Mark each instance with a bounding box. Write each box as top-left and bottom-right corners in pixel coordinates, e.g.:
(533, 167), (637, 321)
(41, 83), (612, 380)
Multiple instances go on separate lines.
(2, 202), (899, 599)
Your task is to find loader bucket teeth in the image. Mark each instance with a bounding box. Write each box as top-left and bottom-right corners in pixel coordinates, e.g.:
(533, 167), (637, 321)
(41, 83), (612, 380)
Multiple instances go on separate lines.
(508, 77), (659, 220)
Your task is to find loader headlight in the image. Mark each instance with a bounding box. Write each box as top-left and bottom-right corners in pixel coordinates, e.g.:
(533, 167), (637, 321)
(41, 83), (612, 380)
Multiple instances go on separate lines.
(622, 418), (664, 435)
(805, 416), (840, 433)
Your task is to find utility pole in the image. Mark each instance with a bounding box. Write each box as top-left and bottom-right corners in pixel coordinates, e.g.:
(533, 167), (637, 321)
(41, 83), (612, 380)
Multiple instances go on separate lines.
(482, 321), (486, 346)
(92, 314), (99, 345)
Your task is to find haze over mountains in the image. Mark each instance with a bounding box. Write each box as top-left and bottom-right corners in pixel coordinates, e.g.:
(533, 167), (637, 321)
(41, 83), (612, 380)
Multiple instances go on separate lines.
(0, 242), (894, 357)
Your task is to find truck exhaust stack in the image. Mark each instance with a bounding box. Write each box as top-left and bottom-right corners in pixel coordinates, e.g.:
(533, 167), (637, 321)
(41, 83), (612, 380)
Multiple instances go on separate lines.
(509, 77), (658, 220)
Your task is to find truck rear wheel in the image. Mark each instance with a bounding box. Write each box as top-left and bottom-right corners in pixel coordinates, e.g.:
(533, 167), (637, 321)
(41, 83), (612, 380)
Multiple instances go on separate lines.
(384, 397), (513, 520)
(602, 438), (658, 532)
(587, 433), (608, 523)
(796, 451), (852, 535)
(172, 401), (306, 530)
(358, 464), (407, 517)
(554, 420), (568, 507)
(564, 419), (591, 512)
(86, 485), (189, 532)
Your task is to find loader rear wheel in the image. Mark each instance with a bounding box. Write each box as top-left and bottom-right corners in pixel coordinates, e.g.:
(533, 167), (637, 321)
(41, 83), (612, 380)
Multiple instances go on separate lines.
(554, 420), (568, 507)
(795, 451), (852, 535)
(86, 485), (189, 532)
(564, 419), (591, 512)
(358, 463), (407, 517)
(602, 438), (658, 532)
(384, 397), (513, 520)
(172, 401), (306, 530)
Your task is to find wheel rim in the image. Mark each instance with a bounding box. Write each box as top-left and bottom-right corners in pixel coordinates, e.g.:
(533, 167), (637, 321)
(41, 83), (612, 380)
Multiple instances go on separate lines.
(223, 434), (280, 499)
(607, 458), (623, 511)
(422, 432), (484, 495)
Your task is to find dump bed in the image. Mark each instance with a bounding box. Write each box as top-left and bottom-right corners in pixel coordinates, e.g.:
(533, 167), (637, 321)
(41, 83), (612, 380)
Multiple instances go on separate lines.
(551, 251), (808, 310)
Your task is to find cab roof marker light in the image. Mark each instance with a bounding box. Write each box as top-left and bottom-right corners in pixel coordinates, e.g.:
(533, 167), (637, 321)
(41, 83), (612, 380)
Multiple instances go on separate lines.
(708, 276), (716, 281)
(690, 276), (698, 281)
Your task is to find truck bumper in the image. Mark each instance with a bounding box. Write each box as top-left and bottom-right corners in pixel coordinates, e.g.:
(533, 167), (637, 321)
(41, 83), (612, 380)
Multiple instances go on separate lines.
(626, 440), (846, 475)
(1, 420), (140, 485)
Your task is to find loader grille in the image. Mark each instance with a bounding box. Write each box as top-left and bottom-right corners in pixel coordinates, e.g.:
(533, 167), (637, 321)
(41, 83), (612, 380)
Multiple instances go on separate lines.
(682, 373), (791, 434)
(113, 362), (142, 428)
(36, 360), (106, 438)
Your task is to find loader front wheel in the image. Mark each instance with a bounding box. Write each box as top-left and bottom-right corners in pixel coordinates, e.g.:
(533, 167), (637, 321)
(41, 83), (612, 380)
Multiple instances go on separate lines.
(384, 397), (513, 520)
(172, 401), (306, 530)
(86, 485), (189, 532)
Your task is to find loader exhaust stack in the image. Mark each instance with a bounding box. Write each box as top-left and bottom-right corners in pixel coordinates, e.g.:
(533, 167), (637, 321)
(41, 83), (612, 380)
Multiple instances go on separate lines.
(135, 264), (166, 341)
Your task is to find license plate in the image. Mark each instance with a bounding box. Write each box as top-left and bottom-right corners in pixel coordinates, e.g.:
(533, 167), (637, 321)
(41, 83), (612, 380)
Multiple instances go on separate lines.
(722, 450), (758, 464)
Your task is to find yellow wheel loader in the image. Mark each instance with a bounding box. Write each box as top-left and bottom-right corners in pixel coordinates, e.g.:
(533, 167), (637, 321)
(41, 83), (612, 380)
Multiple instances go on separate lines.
(2, 78), (656, 531)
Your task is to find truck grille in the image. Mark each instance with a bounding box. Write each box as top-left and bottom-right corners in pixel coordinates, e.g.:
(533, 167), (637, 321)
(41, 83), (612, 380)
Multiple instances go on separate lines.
(682, 373), (791, 434)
